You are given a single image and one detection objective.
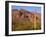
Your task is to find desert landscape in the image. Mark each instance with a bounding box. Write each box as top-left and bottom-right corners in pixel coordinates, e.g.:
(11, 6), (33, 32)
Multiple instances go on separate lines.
(12, 9), (41, 31)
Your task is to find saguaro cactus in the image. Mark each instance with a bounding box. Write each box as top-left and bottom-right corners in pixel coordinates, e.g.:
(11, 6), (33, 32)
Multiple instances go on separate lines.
(34, 13), (36, 30)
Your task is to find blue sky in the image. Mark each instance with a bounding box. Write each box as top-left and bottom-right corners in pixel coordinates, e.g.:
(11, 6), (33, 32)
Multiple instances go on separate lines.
(12, 6), (41, 13)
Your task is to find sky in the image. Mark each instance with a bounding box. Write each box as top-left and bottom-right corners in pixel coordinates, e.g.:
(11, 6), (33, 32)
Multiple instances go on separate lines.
(12, 6), (41, 13)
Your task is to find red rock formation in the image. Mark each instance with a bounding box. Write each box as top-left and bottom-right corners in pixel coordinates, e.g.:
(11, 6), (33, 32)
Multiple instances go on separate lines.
(12, 9), (41, 24)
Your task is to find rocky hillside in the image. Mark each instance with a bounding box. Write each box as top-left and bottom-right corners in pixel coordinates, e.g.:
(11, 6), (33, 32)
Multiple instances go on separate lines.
(12, 9), (41, 31)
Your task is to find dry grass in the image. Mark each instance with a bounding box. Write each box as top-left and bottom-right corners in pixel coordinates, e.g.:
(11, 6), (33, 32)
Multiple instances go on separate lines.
(12, 19), (41, 31)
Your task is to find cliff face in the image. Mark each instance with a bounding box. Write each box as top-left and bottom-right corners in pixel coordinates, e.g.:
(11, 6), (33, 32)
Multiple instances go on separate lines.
(12, 9), (41, 23)
(12, 9), (41, 31)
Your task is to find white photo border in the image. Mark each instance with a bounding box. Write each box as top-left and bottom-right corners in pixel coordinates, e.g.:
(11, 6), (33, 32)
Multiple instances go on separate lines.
(5, 1), (45, 36)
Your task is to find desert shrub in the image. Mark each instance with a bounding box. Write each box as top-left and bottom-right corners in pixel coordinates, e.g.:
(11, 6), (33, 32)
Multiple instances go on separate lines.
(12, 19), (41, 31)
